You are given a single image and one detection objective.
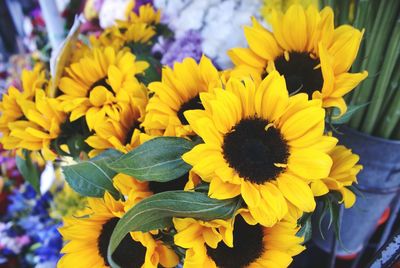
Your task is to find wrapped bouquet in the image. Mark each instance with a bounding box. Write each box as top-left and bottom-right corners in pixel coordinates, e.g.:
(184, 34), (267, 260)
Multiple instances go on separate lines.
(0, 1), (370, 267)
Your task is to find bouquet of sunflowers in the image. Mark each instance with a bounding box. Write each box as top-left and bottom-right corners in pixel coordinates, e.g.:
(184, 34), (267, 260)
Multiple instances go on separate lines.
(0, 2), (368, 268)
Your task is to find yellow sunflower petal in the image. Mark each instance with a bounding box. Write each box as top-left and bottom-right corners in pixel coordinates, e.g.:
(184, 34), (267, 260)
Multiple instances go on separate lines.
(277, 174), (316, 212)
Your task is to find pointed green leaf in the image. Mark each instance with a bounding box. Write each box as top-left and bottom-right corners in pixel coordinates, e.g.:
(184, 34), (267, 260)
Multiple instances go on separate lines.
(108, 137), (194, 182)
(107, 191), (242, 268)
(297, 213), (312, 243)
(330, 103), (369, 125)
(62, 149), (122, 198)
(16, 150), (40, 194)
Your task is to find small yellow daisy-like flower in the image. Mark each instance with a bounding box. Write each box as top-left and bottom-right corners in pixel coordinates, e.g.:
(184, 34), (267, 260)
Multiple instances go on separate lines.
(85, 84), (150, 158)
(0, 64), (46, 136)
(174, 213), (304, 268)
(90, 22), (156, 49)
(142, 56), (221, 137)
(58, 46), (148, 130)
(183, 71), (336, 227)
(126, 4), (161, 26)
(311, 145), (362, 208)
(0, 64), (66, 160)
(260, 0), (319, 23)
(58, 191), (179, 268)
(229, 4), (368, 116)
(3, 89), (66, 160)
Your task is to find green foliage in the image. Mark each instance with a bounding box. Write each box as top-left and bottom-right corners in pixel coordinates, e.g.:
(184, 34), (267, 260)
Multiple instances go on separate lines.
(108, 137), (194, 182)
(297, 213), (312, 243)
(16, 150), (41, 194)
(329, 103), (369, 125)
(317, 193), (345, 248)
(107, 191), (242, 268)
(62, 150), (122, 199)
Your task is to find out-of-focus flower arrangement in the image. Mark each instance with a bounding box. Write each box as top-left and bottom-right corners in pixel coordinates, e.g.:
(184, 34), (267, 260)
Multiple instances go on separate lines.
(6, 0), (400, 267)
(0, 146), (82, 267)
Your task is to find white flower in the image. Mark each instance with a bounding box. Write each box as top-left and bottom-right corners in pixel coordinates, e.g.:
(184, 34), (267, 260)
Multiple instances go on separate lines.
(154, 0), (263, 68)
(99, 0), (132, 28)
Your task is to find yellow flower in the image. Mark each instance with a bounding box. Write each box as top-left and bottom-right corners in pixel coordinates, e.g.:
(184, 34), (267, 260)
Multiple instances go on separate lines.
(4, 89), (66, 160)
(0, 64), (66, 160)
(58, 191), (179, 268)
(228, 5), (367, 116)
(174, 213), (304, 268)
(311, 145), (362, 208)
(126, 4), (161, 25)
(90, 22), (156, 49)
(182, 72), (336, 227)
(85, 84), (150, 158)
(58, 46), (148, 130)
(142, 56), (221, 137)
(0, 64), (46, 136)
(90, 4), (159, 49)
(261, 0), (319, 23)
(114, 171), (192, 202)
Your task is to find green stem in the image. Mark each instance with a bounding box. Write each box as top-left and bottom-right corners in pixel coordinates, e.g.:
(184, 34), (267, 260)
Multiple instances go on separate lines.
(392, 122), (400, 140)
(380, 59), (400, 115)
(361, 19), (400, 134)
(337, 0), (350, 25)
(376, 84), (400, 139)
(350, 0), (370, 74)
(349, 0), (400, 130)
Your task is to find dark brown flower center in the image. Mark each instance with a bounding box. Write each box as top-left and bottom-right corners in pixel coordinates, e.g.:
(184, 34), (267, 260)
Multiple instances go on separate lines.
(177, 95), (204, 125)
(124, 121), (143, 145)
(148, 173), (188, 194)
(89, 77), (114, 93)
(98, 217), (146, 268)
(222, 117), (289, 184)
(206, 215), (265, 268)
(271, 52), (323, 98)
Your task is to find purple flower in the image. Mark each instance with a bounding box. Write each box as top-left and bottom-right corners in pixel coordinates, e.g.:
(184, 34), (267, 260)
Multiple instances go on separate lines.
(153, 30), (203, 67)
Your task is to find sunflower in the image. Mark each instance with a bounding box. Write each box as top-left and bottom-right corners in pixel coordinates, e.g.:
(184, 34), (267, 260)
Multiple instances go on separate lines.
(58, 191), (179, 268)
(182, 72), (336, 227)
(174, 212), (304, 268)
(90, 22), (156, 49)
(126, 4), (161, 26)
(0, 64), (66, 160)
(114, 171), (192, 201)
(260, 0), (319, 23)
(311, 145), (362, 208)
(85, 84), (150, 158)
(142, 56), (221, 137)
(2, 89), (66, 160)
(0, 64), (46, 136)
(228, 5), (368, 116)
(58, 46), (148, 130)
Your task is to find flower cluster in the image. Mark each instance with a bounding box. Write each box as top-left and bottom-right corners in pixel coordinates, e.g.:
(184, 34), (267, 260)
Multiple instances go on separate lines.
(0, 184), (62, 267)
(0, 2), (367, 268)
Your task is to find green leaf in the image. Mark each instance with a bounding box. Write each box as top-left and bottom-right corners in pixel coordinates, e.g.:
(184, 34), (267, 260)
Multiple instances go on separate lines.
(318, 199), (328, 240)
(108, 137), (194, 182)
(107, 191), (242, 268)
(328, 200), (345, 249)
(361, 19), (400, 134)
(297, 213), (312, 243)
(16, 150), (41, 194)
(330, 103), (369, 125)
(155, 23), (174, 38)
(136, 54), (162, 85)
(62, 149), (123, 199)
(348, 185), (365, 199)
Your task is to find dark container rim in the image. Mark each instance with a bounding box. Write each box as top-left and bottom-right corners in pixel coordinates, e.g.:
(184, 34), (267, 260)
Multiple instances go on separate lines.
(340, 125), (400, 145)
